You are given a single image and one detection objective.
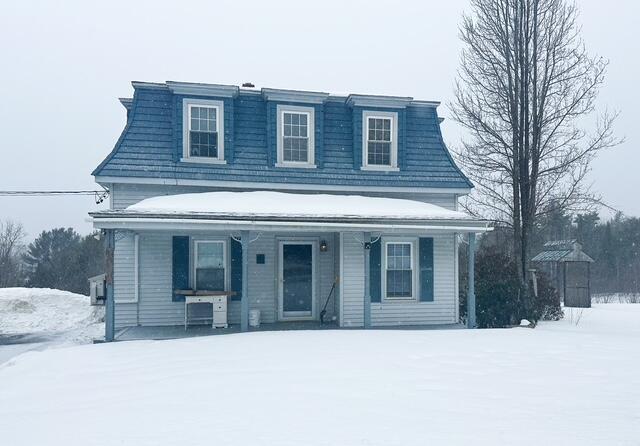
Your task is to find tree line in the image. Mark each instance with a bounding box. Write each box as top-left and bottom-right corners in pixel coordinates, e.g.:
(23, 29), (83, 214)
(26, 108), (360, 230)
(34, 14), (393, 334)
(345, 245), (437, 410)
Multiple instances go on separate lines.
(0, 220), (104, 295)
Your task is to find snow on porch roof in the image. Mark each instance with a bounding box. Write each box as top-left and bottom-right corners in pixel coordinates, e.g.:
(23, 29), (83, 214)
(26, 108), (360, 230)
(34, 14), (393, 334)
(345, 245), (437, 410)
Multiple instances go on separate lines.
(124, 191), (472, 221)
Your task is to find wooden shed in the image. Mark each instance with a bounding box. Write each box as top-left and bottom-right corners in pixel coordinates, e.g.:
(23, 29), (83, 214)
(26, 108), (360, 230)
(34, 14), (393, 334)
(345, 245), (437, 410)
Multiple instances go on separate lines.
(532, 240), (595, 308)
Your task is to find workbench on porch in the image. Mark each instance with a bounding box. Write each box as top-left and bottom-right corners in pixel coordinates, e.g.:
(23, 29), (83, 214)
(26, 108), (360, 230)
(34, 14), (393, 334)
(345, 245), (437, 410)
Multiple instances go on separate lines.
(176, 290), (236, 329)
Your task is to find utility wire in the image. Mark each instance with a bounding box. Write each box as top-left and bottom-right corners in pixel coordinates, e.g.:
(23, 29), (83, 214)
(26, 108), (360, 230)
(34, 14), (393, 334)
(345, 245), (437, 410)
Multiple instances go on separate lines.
(0, 190), (110, 204)
(0, 190), (102, 196)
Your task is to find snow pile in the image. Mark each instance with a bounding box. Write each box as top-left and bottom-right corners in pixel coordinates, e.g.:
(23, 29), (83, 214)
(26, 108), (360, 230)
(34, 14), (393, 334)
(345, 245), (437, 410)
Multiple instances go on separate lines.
(0, 304), (638, 445)
(125, 190), (472, 220)
(0, 287), (103, 336)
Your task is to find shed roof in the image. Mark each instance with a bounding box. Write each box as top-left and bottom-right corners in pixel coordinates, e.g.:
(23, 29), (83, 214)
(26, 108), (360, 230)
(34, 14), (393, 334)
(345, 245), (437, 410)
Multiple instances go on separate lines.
(531, 240), (594, 263)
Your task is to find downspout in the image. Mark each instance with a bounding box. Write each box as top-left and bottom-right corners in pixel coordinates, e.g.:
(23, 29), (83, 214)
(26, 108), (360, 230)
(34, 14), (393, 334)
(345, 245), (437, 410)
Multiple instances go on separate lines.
(467, 232), (476, 329)
(363, 231), (372, 329)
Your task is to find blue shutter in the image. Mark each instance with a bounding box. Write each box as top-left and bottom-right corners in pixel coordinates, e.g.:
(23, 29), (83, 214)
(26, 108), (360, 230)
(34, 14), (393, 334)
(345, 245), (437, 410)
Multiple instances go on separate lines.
(230, 238), (242, 302)
(172, 236), (190, 302)
(370, 239), (382, 303)
(419, 237), (434, 302)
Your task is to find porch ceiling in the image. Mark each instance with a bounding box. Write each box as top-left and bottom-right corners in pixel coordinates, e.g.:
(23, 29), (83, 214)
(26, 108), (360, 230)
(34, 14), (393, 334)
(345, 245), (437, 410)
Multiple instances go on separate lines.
(90, 191), (492, 233)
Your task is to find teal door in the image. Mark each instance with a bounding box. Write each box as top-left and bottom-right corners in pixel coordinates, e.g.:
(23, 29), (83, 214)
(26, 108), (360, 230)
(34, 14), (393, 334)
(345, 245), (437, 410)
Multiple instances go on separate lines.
(280, 242), (314, 318)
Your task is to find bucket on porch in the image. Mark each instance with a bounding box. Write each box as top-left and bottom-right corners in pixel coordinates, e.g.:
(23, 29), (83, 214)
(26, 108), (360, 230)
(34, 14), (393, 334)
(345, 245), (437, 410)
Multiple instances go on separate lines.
(249, 309), (261, 328)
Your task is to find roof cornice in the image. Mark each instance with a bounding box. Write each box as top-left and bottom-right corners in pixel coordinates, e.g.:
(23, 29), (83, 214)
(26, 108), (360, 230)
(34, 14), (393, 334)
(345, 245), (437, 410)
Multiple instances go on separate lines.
(346, 94), (413, 109)
(118, 97), (133, 110)
(166, 81), (239, 98)
(262, 88), (330, 104)
(131, 81), (168, 90)
(410, 100), (441, 108)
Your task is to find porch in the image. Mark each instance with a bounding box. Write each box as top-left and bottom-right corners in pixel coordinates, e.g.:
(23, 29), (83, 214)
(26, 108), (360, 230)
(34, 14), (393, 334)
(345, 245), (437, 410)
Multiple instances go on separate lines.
(91, 191), (491, 340)
(114, 320), (464, 341)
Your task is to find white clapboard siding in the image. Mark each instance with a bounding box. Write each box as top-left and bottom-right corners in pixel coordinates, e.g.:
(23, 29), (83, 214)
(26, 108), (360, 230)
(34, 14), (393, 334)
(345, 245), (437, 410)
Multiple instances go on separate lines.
(137, 233), (184, 326)
(113, 233), (137, 328)
(340, 232), (458, 328)
(340, 232), (365, 327)
(372, 234), (457, 326)
(113, 230), (338, 328)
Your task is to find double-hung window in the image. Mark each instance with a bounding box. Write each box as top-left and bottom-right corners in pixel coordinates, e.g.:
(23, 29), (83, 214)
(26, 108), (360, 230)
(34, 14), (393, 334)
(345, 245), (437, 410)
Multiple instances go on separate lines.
(384, 241), (415, 299)
(277, 105), (315, 167)
(193, 240), (226, 291)
(182, 99), (225, 163)
(362, 111), (398, 170)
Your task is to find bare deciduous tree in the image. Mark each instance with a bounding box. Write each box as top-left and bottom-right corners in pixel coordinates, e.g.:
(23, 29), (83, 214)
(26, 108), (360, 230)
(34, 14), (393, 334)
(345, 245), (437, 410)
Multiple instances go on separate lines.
(451, 0), (620, 285)
(0, 220), (26, 287)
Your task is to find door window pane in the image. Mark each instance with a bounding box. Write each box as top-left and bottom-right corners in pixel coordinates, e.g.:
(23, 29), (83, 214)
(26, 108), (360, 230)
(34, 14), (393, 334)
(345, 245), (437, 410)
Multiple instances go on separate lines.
(282, 244), (313, 312)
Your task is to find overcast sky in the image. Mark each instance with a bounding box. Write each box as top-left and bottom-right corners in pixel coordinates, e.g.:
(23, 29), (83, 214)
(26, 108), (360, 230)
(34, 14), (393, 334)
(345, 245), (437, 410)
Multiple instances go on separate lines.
(0, 0), (638, 239)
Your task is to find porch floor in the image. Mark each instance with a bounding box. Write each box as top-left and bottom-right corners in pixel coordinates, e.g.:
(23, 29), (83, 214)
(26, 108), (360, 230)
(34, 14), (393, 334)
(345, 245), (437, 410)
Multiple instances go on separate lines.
(114, 321), (464, 341)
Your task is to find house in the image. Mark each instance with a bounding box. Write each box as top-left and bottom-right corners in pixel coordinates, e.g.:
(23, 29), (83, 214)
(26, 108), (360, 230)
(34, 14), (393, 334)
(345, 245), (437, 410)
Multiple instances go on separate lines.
(90, 81), (490, 340)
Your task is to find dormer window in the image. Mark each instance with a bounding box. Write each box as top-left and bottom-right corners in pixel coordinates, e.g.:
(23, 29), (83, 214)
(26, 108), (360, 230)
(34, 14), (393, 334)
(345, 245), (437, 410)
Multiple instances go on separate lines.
(182, 99), (225, 164)
(362, 111), (398, 171)
(276, 105), (316, 168)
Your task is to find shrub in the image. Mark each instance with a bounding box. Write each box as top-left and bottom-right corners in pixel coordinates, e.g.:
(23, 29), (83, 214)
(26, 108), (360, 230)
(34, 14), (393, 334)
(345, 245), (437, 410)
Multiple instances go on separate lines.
(460, 249), (563, 328)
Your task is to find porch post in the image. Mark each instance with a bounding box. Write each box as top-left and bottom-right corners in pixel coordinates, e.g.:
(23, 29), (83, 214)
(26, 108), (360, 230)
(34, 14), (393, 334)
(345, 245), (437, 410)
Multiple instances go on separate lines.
(467, 232), (476, 329)
(104, 229), (115, 342)
(363, 231), (371, 329)
(240, 230), (250, 332)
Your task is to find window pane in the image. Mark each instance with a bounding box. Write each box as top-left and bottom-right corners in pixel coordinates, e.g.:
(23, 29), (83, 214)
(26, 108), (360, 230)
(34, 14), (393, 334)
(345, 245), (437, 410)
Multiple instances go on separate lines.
(196, 268), (225, 291)
(386, 243), (412, 298)
(367, 142), (391, 165)
(190, 131), (218, 158)
(387, 270), (412, 297)
(197, 242), (224, 268)
(281, 111), (310, 163)
(195, 242), (224, 291)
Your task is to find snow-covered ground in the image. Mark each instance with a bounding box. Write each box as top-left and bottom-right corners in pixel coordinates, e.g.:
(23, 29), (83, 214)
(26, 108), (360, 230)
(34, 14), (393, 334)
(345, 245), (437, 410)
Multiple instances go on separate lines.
(1, 304), (639, 446)
(0, 287), (104, 363)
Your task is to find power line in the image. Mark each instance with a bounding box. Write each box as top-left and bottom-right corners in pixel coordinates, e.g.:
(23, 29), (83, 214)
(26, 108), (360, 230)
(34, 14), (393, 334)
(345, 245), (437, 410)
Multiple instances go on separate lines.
(0, 190), (110, 204)
(0, 190), (102, 196)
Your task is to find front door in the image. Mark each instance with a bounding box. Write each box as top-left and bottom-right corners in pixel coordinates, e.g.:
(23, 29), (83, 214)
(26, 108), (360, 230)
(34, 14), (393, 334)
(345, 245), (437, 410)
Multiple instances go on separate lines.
(279, 241), (315, 319)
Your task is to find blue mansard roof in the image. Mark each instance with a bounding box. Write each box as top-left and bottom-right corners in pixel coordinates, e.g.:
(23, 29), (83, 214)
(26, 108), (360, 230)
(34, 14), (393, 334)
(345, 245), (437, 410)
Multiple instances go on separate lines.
(93, 81), (473, 191)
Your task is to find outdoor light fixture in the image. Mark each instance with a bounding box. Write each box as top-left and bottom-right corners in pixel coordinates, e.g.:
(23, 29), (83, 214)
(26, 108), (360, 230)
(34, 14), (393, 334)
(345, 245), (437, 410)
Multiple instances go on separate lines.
(320, 240), (328, 252)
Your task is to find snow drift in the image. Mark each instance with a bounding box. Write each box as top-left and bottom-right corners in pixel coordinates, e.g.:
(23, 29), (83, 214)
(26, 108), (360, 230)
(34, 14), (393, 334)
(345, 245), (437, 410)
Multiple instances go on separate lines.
(1, 304), (638, 445)
(0, 287), (103, 335)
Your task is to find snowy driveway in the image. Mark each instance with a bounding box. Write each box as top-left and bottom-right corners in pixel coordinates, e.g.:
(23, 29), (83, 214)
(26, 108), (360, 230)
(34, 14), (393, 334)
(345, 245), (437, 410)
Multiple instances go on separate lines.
(0, 288), (104, 363)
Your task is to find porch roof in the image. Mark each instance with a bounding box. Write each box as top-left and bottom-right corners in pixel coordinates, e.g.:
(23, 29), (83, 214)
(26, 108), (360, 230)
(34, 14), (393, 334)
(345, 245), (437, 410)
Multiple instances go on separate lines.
(90, 191), (492, 233)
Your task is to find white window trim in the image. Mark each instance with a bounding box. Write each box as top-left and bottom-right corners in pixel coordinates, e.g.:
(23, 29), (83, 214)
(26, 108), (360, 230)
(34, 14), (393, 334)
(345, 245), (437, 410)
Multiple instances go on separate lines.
(191, 238), (229, 292)
(182, 98), (226, 164)
(361, 110), (399, 171)
(276, 104), (316, 168)
(381, 237), (418, 302)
